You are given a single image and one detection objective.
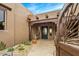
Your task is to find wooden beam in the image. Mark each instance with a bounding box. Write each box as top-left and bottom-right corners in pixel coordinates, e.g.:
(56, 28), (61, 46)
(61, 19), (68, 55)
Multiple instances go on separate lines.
(59, 42), (79, 56)
(0, 3), (12, 11)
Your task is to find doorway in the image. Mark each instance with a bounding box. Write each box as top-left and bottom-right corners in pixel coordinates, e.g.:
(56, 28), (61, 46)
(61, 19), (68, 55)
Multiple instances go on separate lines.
(41, 26), (48, 39)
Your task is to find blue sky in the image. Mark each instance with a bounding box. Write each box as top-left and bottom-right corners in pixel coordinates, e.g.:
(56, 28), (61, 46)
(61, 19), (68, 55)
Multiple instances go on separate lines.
(22, 3), (64, 14)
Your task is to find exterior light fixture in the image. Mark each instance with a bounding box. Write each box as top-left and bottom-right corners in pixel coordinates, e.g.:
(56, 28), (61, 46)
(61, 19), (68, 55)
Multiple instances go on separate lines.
(49, 28), (52, 36)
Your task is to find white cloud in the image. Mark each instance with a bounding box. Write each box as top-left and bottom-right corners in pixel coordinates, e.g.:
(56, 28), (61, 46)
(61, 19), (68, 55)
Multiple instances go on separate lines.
(27, 3), (64, 14)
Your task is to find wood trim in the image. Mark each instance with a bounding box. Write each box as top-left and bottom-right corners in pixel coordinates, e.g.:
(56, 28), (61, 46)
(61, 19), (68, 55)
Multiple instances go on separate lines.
(0, 3), (12, 11)
(58, 42), (79, 56)
(31, 18), (57, 22)
(30, 18), (58, 26)
(0, 7), (7, 30)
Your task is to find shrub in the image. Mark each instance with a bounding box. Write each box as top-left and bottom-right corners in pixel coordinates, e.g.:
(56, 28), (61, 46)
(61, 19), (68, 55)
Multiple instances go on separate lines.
(0, 41), (6, 51)
(7, 47), (14, 52)
(22, 41), (31, 45)
(17, 44), (25, 51)
(18, 47), (24, 51)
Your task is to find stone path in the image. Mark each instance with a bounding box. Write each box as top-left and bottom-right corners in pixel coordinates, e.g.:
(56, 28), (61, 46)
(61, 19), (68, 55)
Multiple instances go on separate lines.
(28, 39), (56, 56)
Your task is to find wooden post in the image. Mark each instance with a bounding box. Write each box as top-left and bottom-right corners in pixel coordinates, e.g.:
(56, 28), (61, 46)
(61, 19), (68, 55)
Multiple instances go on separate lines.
(55, 4), (71, 56)
(27, 17), (31, 41)
(38, 26), (41, 39)
(55, 23), (60, 56)
(78, 19), (79, 38)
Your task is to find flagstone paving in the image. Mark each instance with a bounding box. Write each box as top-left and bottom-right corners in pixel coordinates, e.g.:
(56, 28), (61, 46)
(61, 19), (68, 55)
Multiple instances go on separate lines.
(28, 39), (56, 56)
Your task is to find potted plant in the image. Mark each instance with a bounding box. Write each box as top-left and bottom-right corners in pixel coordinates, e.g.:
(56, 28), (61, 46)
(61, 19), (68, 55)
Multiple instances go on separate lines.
(32, 35), (37, 44)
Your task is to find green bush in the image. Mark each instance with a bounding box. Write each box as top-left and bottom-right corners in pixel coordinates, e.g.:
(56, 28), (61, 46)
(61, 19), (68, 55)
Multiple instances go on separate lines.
(22, 41), (31, 45)
(17, 44), (25, 51)
(18, 47), (25, 51)
(7, 47), (14, 52)
(0, 41), (6, 51)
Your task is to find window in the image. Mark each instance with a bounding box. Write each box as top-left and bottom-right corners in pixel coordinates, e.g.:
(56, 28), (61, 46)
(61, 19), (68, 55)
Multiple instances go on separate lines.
(0, 8), (6, 30)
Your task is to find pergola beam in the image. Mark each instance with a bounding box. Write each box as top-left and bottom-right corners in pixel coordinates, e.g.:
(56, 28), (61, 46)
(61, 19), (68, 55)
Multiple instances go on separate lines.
(0, 3), (12, 11)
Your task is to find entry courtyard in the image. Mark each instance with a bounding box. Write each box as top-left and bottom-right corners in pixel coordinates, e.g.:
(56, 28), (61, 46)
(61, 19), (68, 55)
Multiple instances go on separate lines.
(0, 3), (79, 56)
(28, 39), (56, 56)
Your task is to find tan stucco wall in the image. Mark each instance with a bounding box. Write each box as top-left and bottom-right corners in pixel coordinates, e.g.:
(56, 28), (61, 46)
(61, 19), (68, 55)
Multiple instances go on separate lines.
(30, 10), (60, 21)
(0, 3), (32, 47)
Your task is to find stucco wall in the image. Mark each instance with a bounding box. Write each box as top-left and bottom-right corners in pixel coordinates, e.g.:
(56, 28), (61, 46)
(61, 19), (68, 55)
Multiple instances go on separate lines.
(0, 3), (32, 47)
(30, 10), (60, 21)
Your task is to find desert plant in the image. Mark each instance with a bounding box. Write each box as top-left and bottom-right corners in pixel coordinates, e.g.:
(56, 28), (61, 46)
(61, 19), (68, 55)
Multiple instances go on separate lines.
(7, 47), (14, 52)
(18, 44), (22, 47)
(0, 41), (6, 51)
(22, 41), (31, 45)
(17, 44), (25, 51)
(18, 46), (25, 51)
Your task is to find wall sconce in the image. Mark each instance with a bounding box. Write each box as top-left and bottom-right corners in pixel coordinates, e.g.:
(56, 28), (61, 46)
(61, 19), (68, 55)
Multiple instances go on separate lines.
(49, 28), (52, 36)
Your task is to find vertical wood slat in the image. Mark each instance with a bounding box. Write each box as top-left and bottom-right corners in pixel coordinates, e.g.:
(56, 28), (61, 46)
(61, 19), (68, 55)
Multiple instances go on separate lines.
(65, 19), (78, 39)
(56, 3), (79, 56)
(60, 4), (79, 41)
(65, 18), (77, 36)
(73, 3), (78, 15)
(65, 5), (74, 29)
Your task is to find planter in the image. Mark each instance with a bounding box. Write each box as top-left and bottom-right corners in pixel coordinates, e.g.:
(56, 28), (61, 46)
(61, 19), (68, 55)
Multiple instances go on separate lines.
(32, 39), (37, 44)
(13, 44), (31, 56)
(0, 49), (12, 56)
(0, 43), (31, 56)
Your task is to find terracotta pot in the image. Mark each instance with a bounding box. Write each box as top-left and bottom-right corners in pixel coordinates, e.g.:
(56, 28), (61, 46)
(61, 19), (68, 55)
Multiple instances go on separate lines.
(32, 39), (37, 44)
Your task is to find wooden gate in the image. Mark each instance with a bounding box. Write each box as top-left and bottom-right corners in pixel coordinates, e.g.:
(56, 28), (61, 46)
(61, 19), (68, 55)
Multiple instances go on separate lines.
(56, 3), (79, 56)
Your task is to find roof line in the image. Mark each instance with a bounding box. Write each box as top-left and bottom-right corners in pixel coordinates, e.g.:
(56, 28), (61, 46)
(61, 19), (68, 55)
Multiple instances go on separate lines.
(0, 3), (12, 11)
(31, 17), (57, 22)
